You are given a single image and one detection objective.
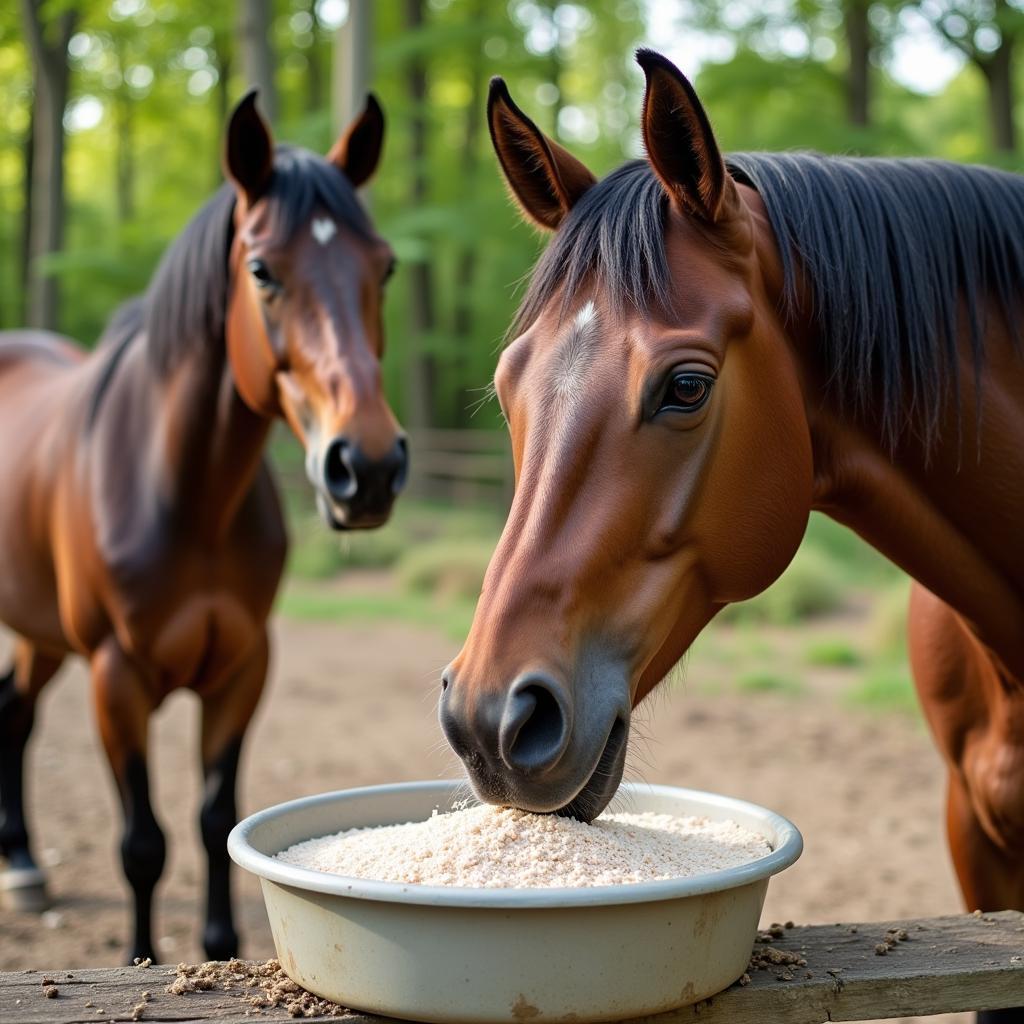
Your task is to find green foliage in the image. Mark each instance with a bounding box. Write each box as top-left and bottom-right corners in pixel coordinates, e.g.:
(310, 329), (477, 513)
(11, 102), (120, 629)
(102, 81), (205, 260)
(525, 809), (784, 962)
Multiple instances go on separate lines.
(804, 637), (861, 667)
(846, 666), (919, 715)
(868, 579), (912, 658)
(4, 0), (1024, 394)
(802, 513), (901, 586)
(736, 670), (804, 695)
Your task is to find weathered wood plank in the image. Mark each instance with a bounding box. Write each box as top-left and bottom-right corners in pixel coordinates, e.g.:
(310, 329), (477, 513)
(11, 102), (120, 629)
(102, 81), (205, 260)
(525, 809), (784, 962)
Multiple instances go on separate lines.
(4, 912), (1022, 1024)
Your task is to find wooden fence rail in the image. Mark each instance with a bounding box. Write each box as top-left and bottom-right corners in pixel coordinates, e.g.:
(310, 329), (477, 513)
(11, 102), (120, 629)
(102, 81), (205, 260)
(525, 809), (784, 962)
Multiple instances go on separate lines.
(405, 428), (512, 508)
(6, 911), (1023, 1024)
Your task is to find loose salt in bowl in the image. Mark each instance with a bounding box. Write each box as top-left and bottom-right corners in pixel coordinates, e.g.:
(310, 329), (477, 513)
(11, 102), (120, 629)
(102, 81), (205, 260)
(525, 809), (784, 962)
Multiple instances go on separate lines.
(276, 804), (772, 888)
(229, 782), (802, 1024)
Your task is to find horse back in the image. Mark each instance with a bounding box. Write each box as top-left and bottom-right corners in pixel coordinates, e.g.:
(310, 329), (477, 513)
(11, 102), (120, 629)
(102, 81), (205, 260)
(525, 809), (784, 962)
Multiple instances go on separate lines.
(0, 329), (85, 372)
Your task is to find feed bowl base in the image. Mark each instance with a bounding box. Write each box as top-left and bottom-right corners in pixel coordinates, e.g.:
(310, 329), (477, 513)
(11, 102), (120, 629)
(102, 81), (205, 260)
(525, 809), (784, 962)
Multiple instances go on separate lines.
(264, 876), (766, 1023)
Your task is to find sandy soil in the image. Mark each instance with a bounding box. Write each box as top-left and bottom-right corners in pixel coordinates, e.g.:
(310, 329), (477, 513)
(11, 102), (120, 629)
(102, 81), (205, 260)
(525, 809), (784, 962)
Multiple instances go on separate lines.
(0, 615), (969, 1024)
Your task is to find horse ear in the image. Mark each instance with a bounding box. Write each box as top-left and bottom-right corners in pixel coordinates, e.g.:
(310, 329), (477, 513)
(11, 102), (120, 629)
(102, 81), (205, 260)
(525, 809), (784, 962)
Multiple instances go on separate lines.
(327, 93), (385, 188)
(224, 90), (274, 205)
(488, 77), (596, 231)
(636, 49), (731, 222)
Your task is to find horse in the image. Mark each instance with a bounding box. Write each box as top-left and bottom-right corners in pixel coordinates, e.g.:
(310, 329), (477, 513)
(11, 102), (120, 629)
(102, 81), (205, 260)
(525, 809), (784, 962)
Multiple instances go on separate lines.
(439, 50), (1024, 1023)
(0, 91), (406, 963)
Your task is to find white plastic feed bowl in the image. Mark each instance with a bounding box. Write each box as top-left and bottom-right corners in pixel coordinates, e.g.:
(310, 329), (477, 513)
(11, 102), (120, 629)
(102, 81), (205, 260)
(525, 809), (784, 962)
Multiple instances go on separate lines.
(228, 781), (802, 1023)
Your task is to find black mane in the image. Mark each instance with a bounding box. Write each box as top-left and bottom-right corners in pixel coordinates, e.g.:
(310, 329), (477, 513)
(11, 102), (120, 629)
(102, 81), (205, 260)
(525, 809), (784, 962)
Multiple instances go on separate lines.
(96, 145), (373, 375)
(514, 153), (1024, 447)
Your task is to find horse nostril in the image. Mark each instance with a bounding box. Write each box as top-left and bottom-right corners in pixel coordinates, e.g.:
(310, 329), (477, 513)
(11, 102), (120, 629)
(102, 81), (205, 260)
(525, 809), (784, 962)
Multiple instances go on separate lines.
(392, 437), (409, 495)
(500, 677), (571, 776)
(323, 438), (358, 501)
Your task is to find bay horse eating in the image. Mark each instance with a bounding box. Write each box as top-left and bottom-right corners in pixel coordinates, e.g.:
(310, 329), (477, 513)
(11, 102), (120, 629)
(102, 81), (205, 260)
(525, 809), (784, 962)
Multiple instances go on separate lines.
(0, 92), (405, 962)
(441, 51), (1024, 1019)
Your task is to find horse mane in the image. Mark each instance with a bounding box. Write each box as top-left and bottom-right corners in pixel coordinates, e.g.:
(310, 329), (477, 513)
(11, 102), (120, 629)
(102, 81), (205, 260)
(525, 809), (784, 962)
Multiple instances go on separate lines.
(513, 153), (1024, 448)
(95, 145), (374, 378)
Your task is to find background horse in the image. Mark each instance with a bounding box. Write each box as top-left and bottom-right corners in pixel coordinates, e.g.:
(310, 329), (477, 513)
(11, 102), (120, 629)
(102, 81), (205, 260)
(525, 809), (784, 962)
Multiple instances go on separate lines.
(0, 91), (406, 963)
(439, 50), (1024, 1023)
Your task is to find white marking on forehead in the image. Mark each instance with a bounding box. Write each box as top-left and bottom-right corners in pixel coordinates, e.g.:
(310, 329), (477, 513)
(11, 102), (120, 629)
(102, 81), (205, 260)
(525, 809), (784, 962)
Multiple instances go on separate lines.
(311, 217), (337, 246)
(550, 300), (598, 406)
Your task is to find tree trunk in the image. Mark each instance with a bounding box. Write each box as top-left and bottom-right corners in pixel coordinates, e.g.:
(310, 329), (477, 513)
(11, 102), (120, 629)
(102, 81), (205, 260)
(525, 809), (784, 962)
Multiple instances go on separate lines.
(19, 0), (76, 331)
(981, 41), (1017, 153)
(213, 31), (232, 186)
(452, 2), (485, 427)
(18, 110), (34, 325)
(844, 0), (871, 128)
(115, 94), (134, 222)
(334, 1), (372, 135)
(541, 0), (564, 140)
(404, 0), (436, 432)
(238, 0), (278, 125)
(306, 0), (323, 113)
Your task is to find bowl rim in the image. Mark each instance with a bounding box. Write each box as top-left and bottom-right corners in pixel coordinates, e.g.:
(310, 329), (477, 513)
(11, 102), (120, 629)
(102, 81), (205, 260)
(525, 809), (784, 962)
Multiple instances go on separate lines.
(228, 780), (802, 909)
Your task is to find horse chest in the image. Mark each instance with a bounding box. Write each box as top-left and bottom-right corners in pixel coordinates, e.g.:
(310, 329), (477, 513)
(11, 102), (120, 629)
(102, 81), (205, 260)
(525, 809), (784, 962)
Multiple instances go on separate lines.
(111, 576), (263, 693)
(149, 590), (260, 692)
(82, 537), (279, 692)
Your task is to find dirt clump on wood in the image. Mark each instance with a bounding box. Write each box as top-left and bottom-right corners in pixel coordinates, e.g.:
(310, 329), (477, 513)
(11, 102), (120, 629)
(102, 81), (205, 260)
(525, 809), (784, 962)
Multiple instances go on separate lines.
(167, 959), (350, 1017)
(748, 921), (809, 982)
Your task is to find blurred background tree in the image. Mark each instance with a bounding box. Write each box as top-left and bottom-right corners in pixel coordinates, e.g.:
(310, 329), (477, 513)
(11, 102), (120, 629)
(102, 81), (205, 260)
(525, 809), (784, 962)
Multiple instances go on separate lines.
(3, 0), (1022, 409)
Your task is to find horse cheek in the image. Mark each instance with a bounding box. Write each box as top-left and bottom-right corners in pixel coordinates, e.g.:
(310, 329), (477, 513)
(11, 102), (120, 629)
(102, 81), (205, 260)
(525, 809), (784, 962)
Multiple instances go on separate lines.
(700, 358), (813, 604)
(226, 297), (281, 419)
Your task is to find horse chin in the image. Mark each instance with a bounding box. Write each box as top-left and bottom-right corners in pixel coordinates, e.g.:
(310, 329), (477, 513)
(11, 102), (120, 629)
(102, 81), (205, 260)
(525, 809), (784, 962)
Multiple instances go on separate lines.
(553, 716), (629, 823)
(316, 492), (393, 532)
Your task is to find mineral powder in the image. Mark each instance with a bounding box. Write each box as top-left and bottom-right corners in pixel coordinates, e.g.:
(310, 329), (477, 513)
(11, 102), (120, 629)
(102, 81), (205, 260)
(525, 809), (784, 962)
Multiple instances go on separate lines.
(276, 804), (771, 888)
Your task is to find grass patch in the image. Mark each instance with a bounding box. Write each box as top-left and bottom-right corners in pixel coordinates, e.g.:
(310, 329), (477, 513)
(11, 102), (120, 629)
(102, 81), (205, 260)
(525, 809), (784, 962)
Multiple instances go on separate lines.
(277, 585), (476, 641)
(720, 544), (846, 625)
(802, 512), (900, 586)
(869, 580), (912, 659)
(736, 671), (804, 695)
(804, 638), (862, 667)
(397, 540), (494, 602)
(284, 497), (502, 582)
(846, 667), (919, 715)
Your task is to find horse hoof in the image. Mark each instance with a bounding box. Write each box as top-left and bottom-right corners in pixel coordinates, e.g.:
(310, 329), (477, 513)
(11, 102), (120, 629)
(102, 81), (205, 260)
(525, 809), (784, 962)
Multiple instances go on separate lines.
(0, 866), (49, 912)
(203, 921), (239, 962)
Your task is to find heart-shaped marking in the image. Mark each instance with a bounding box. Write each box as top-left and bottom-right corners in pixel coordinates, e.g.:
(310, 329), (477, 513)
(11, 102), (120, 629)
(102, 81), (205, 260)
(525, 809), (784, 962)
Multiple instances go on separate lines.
(312, 217), (337, 246)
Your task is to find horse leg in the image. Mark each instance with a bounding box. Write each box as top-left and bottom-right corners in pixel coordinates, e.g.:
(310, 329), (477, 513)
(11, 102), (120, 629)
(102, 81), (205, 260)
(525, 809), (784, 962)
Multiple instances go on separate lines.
(946, 772), (1024, 1024)
(0, 641), (63, 911)
(198, 633), (268, 961)
(91, 640), (165, 964)
(909, 584), (1024, 1024)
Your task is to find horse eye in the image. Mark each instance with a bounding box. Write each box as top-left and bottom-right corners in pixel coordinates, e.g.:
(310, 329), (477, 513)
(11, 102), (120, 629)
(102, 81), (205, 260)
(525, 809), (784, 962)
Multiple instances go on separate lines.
(246, 258), (278, 292)
(660, 373), (712, 413)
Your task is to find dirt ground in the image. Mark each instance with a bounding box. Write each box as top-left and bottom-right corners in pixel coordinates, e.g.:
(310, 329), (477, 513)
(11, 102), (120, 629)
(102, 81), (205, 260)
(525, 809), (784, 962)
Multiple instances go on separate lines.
(0, 614), (971, 1024)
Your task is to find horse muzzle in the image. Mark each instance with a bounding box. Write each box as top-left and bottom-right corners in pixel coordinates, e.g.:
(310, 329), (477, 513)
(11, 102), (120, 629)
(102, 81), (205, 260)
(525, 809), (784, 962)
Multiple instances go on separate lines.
(439, 664), (631, 822)
(312, 434), (408, 530)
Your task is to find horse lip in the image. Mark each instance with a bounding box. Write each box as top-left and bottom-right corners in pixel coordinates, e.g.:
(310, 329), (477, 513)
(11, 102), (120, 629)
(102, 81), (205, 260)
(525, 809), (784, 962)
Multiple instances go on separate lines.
(553, 715), (629, 822)
(462, 713), (629, 821)
(316, 492), (348, 531)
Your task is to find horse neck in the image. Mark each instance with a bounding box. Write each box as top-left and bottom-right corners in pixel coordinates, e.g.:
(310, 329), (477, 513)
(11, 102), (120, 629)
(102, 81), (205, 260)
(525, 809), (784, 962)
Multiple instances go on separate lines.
(124, 331), (272, 540)
(738, 181), (1024, 675)
(801, 311), (1024, 678)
